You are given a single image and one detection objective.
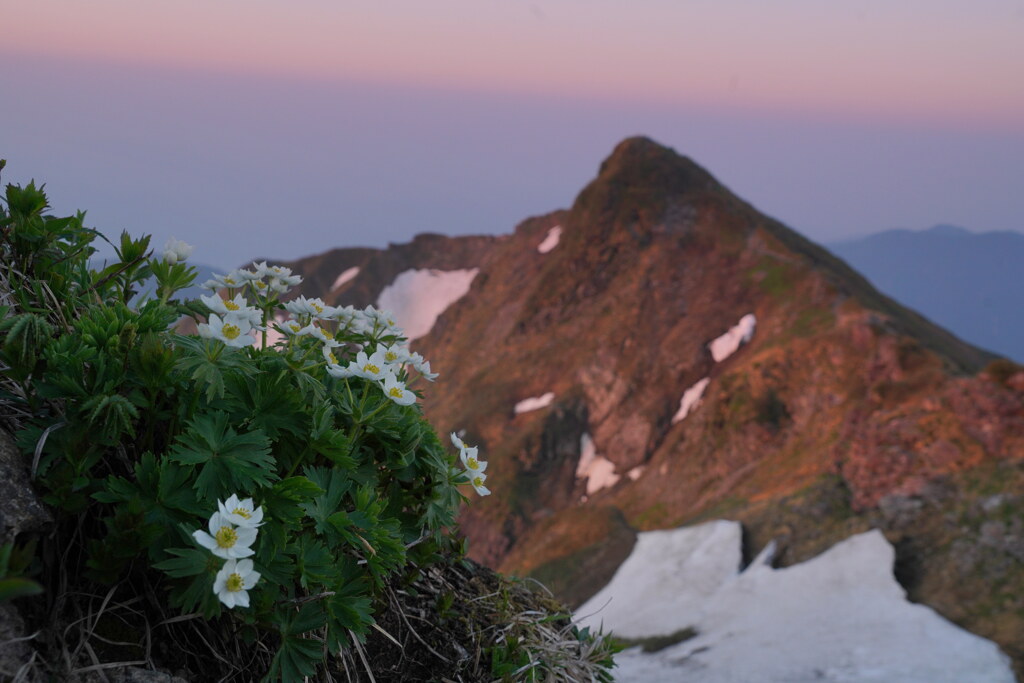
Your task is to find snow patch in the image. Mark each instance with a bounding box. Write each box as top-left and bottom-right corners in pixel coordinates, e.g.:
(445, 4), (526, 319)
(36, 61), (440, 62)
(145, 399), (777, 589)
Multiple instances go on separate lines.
(537, 226), (562, 254)
(708, 313), (756, 362)
(331, 266), (360, 291)
(671, 377), (710, 424)
(577, 524), (1015, 682)
(513, 392), (555, 414)
(575, 433), (620, 495)
(376, 268), (478, 341)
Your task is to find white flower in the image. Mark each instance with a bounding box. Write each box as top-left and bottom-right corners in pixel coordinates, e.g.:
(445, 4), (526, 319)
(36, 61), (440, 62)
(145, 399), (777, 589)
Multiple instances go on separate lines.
(332, 305), (358, 326)
(201, 313), (255, 348)
(249, 278), (270, 295)
(470, 472), (491, 497)
(193, 512), (257, 559)
(267, 264), (293, 278)
(380, 371), (416, 406)
(207, 270), (246, 289)
(217, 494), (264, 528)
(323, 345), (342, 367)
(234, 267), (263, 282)
(200, 294), (261, 326)
(162, 237), (194, 265)
(451, 432), (468, 450)
(408, 352), (439, 381)
(350, 349), (387, 381)
(379, 343), (411, 365)
(305, 323), (340, 346)
(249, 261), (271, 278)
(460, 446), (487, 474)
(213, 558), (261, 609)
(277, 318), (309, 337)
(268, 275), (301, 293)
(327, 363), (356, 379)
(284, 296), (332, 319)
(414, 359), (438, 382)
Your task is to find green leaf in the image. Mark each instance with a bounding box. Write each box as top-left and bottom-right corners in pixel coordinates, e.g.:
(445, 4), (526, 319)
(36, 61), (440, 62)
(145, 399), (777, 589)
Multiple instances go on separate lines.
(154, 547), (213, 578)
(268, 603), (327, 681)
(0, 577), (44, 601)
(168, 411), (277, 501)
(173, 335), (255, 402)
(262, 476), (324, 529)
(80, 393), (139, 444)
(300, 467), (350, 537)
(268, 635), (321, 682)
(290, 535), (336, 589)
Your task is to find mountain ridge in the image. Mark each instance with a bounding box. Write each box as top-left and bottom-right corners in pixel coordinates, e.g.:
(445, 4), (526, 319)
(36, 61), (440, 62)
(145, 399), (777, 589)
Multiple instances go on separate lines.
(277, 136), (1024, 672)
(828, 224), (1024, 362)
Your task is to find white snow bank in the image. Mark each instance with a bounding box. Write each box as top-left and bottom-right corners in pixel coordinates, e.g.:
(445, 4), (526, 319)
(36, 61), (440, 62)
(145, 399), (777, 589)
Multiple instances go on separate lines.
(577, 524), (1015, 683)
(671, 377), (710, 424)
(577, 521), (742, 638)
(331, 266), (360, 291)
(376, 268), (478, 341)
(513, 392), (555, 414)
(575, 434), (621, 495)
(708, 313), (756, 362)
(537, 226), (562, 254)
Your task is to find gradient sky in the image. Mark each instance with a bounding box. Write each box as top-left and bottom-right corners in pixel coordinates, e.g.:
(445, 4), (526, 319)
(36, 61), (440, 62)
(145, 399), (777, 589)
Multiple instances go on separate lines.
(3, 1), (1023, 268)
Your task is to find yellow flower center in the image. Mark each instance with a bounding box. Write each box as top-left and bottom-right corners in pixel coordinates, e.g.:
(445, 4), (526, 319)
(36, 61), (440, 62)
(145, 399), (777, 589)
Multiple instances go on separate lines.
(225, 300), (240, 311)
(467, 457), (479, 469)
(222, 324), (241, 340)
(215, 526), (238, 549)
(328, 351), (338, 364)
(473, 476), (484, 487)
(312, 303), (323, 313)
(255, 281), (267, 290)
(224, 277), (236, 285)
(385, 352), (397, 361)
(225, 572), (244, 592)
(232, 507), (252, 519)
(289, 323), (301, 332)
(388, 387), (403, 398)
(364, 363), (380, 375)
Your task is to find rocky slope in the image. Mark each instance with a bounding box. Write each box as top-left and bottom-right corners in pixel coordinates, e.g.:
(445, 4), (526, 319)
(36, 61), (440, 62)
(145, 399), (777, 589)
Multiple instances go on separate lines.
(281, 137), (1024, 672)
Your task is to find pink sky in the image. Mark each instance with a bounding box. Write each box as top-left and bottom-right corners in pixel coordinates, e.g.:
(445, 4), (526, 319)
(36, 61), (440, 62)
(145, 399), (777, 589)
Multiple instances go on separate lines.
(3, 1), (1023, 272)
(7, 0), (1024, 129)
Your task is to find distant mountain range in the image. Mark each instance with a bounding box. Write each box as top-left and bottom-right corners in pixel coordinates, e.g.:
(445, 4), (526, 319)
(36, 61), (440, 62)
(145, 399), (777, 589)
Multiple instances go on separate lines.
(273, 138), (1024, 676)
(828, 225), (1024, 363)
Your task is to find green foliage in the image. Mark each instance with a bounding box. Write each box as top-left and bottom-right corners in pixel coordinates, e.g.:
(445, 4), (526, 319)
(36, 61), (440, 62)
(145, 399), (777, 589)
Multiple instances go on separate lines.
(1, 173), (490, 681)
(0, 542), (43, 602)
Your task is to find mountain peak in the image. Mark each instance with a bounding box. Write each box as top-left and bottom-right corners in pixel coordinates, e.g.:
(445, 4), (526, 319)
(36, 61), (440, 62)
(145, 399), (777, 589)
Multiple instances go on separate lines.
(594, 136), (720, 195)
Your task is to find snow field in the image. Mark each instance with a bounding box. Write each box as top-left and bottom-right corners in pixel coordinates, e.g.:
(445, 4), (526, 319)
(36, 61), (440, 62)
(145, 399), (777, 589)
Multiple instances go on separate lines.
(537, 226), (562, 253)
(672, 377), (710, 423)
(376, 268), (478, 341)
(708, 313), (756, 362)
(513, 392), (555, 414)
(331, 266), (360, 291)
(575, 433), (621, 495)
(576, 522), (1015, 682)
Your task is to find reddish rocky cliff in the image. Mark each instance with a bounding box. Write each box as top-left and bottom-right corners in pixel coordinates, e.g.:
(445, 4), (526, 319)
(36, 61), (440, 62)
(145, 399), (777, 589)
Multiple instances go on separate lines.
(281, 137), (1024, 670)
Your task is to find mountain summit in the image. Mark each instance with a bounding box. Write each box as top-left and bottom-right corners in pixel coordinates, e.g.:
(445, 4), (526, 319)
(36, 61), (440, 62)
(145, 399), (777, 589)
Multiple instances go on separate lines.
(281, 137), (1024, 671)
